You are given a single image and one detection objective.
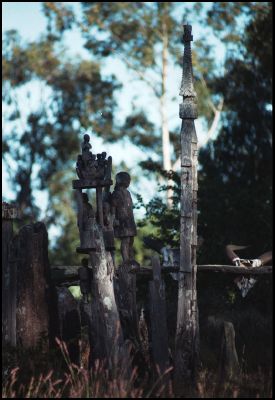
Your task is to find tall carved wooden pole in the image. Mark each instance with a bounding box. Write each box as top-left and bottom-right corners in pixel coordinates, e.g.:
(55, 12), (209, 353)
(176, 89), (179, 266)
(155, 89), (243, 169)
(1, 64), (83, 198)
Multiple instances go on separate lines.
(174, 24), (199, 395)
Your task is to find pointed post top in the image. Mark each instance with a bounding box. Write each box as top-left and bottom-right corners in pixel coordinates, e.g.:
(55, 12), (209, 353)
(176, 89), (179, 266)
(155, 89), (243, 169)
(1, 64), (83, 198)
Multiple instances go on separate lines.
(179, 24), (198, 120)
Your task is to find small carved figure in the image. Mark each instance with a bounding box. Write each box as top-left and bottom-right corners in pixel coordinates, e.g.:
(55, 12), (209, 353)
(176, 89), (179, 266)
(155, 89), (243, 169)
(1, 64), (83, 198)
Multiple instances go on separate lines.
(86, 153), (97, 179)
(76, 191), (96, 252)
(75, 134), (112, 183)
(81, 134), (92, 164)
(111, 172), (138, 266)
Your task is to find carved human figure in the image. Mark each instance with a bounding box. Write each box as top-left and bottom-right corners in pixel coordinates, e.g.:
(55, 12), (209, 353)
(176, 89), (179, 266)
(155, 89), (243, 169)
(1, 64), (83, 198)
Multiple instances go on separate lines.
(81, 134), (92, 164)
(111, 172), (138, 265)
(86, 153), (97, 179)
(76, 191), (96, 252)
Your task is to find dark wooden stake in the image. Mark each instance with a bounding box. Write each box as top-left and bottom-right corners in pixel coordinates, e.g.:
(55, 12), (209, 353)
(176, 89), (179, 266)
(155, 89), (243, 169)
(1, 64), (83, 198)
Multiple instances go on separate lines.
(174, 24), (200, 395)
(218, 321), (240, 383)
(115, 262), (140, 348)
(149, 256), (170, 384)
(16, 222), (51, 350)
(2, 202), (20, 347)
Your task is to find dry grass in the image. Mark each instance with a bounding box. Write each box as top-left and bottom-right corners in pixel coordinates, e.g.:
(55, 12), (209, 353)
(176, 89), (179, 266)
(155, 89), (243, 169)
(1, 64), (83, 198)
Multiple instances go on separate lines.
(2, 339), (272, 398)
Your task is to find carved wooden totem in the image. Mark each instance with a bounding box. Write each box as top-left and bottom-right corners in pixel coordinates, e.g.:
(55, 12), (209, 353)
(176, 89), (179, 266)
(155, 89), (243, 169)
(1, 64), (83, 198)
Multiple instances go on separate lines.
(111, 171), (139, 269)
(72, 133), (115, 254)
(72, 135), (131, 376)
(174, 24), (200, 395)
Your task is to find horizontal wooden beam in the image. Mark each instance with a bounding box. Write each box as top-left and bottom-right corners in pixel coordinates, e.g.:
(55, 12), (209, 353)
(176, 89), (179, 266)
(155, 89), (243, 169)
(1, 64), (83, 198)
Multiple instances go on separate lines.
(195, 265), (271, 274)
(50, 264), (272, 285)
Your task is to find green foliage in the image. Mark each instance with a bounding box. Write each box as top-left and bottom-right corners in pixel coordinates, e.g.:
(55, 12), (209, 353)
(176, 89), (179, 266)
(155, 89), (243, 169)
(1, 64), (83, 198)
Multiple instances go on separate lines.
(2, 27), (120, 224)
(135, 168), (181, 248)
(198, 3), (272, 263)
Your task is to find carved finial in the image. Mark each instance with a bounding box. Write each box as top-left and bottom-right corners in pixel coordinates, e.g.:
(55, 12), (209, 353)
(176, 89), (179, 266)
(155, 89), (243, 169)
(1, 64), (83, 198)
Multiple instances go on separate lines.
(182, 24), (193, 42)
(179, 24), (198, 119)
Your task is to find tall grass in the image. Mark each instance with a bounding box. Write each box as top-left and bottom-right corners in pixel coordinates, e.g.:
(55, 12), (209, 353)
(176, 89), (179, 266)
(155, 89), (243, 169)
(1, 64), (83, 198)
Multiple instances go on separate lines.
(2, 338), (173, 398)
(2, 339), (272, 398)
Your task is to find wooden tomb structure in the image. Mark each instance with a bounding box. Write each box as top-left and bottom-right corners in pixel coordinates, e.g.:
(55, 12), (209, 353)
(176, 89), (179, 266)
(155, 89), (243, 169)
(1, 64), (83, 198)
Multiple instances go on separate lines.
(2, 23), (272, 396)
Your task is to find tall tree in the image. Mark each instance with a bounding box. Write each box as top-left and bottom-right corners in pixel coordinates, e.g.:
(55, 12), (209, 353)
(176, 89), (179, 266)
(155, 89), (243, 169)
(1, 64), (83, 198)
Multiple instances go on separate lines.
(43, 2), (224, 204)
(2, 29), (121, 225)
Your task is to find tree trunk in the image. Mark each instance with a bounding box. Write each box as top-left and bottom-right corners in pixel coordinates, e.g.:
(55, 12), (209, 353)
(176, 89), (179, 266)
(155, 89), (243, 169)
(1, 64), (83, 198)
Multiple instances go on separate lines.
(160, 25), (173, 207)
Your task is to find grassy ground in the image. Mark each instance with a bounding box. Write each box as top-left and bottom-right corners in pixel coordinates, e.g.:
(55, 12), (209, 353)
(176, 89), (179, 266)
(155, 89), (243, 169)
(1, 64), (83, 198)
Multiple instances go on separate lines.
(2, 338), (272, 398)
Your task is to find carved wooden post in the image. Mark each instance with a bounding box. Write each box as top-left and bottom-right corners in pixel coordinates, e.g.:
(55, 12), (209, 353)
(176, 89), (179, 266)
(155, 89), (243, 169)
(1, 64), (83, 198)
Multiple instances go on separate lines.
(174, 24), (199, 394)
(73, 135), (131, 377)
(89, 224), (131, 377)
(2, 202), (20, 346)
(149, 256), (170, 381)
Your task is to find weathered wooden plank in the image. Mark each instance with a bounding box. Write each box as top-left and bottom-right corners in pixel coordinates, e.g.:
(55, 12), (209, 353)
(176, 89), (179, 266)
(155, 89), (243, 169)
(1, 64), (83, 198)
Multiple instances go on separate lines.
(181, 175), (193, 217)
(8, 235), (20, 347)
(148, 256), (170, 380)
(2, 218), (14, 345)
(115, 262), (140, 348)
(51, 266), (80, 283)
(50, 264), (272, 284)
(16, 222), (51, 350)
(56, 287), (81, 365)
(2, 203), (20, 347)
(198, 265), (272, 274)
(219, 321), (240, 382)
(180, 216), (192, 272)
(180, 120), (192, 167)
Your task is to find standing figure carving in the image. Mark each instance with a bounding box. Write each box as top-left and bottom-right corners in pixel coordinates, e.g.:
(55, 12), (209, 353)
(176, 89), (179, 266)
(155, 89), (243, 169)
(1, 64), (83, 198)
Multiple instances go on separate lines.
(76, 191), (96, 253)
(81, 134), (92, 163)
(111, 172), (139, 268)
